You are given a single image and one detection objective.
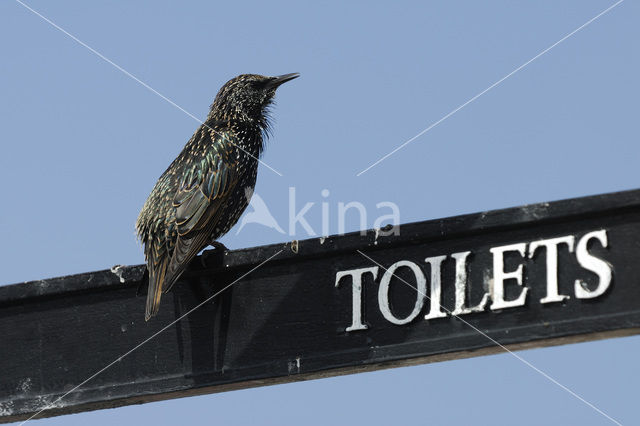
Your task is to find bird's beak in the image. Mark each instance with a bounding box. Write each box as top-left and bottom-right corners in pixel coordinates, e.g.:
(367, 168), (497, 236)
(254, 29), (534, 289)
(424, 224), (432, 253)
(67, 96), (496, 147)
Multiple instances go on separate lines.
(267, 73), (300, 89)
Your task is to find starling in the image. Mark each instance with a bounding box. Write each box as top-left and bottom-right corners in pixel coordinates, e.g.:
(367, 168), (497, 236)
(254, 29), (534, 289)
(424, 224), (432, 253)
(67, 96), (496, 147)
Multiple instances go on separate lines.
(136, 73), (299, 320)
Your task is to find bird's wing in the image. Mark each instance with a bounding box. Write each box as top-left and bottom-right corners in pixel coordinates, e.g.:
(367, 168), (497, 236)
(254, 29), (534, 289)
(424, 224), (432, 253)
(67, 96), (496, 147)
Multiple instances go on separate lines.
(164, 132), (238, 292)
(144, 129), (238, 320)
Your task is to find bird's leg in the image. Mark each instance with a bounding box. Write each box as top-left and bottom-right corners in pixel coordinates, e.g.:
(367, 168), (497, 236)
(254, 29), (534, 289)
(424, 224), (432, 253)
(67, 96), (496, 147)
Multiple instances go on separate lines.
(210, 241), (229, 252)
(200, 240), (229, 268)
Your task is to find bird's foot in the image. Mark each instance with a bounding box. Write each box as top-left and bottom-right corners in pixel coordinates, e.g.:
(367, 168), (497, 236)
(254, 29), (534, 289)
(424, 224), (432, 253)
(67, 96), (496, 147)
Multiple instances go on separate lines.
(210, 241), (229, 252)
(200, 241), (229, 268)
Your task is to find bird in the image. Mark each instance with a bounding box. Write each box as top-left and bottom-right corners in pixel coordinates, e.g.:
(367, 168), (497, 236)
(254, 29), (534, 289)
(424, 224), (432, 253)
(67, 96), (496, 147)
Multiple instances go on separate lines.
(136, 73), (299, 321)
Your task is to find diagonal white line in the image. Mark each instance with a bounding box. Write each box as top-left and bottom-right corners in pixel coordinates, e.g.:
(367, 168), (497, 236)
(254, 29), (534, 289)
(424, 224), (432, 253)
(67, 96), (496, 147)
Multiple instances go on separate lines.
(356, 0), (624, 176)
(13, 0), (284, 177)
(356, 249), (623, 426)
(20, 250), (283, 425)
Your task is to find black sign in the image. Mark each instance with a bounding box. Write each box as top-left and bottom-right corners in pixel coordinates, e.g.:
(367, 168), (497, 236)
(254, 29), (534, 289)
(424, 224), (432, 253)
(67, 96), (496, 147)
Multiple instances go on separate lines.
(1, 189), (640, 423)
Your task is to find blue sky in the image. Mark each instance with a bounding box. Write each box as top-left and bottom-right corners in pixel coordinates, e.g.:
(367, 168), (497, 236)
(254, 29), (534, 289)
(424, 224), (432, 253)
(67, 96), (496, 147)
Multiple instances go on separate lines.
(1, 0), (638, 424)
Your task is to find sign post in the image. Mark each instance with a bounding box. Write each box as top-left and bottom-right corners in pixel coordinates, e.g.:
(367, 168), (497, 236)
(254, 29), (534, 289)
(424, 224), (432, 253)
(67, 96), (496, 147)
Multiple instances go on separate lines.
(2, 189), (639, 423)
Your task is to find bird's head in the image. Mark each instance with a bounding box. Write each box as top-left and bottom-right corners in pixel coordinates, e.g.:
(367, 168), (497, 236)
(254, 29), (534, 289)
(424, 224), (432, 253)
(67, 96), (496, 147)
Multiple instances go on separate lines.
(208, 73), (299, 128)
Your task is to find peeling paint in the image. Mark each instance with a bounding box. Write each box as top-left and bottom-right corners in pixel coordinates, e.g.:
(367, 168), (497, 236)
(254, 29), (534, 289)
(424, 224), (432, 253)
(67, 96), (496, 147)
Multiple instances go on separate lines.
(15, 395), (68, 414)
(454, 267), (467, 311)
(18, 378), (32, 393)
(287, 356), (302, 374)
(484, 269), (493, 296)
(36, 395), (66, 411)
(290, 240), (299, 254)
(319, 236), (326, 245)
(0, 401), (13, 416)
(110, 265), (126, 283)
(519, 202), (550, 220)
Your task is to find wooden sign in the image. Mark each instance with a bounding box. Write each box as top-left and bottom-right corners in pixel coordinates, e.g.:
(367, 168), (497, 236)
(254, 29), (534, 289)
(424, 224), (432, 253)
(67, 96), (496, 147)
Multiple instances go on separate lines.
(1, 189), (640, 423)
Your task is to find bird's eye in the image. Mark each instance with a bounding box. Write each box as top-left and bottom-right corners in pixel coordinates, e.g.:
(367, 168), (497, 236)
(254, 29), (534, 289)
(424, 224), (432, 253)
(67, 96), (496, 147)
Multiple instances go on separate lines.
(250, 80), (266, 90)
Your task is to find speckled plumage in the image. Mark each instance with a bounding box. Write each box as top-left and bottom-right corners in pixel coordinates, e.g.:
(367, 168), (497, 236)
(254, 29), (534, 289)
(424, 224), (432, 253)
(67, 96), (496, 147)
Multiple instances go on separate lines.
(136, 73), (298, 320)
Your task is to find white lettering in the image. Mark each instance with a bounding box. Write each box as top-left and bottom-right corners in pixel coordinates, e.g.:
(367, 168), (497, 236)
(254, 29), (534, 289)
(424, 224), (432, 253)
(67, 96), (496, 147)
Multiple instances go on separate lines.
(335, 266), (379, 331)
(451, 251), (490, 315)
(575, 230), (612, 299)
(379, 261), (426, 325)
(424, 255), (447, 320)
(528, 236), (574, 304)
(490, 243), (528, 310)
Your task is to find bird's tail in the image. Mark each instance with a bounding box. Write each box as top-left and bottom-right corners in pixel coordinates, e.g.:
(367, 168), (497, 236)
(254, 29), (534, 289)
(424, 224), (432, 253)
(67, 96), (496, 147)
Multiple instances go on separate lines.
(162, 235), (201, 295)
(145, 243), (169, 321)
(145, 232), (209, 320)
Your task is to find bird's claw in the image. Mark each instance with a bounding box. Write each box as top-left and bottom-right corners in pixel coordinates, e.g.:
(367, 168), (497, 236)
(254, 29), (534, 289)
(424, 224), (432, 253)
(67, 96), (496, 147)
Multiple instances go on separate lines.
(210, 241), (228, 252)
(200, 241), (228, 268)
